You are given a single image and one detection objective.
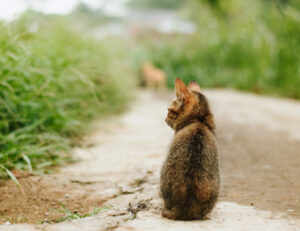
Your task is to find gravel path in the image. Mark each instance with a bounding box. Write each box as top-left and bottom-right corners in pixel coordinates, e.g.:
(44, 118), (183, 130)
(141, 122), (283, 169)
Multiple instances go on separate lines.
(1, 90), (300, 231)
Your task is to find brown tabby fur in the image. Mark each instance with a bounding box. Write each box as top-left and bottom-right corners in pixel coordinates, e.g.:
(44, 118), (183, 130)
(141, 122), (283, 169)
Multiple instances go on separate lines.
(141, 62), (166, 89)
(160, 78), (220, 220)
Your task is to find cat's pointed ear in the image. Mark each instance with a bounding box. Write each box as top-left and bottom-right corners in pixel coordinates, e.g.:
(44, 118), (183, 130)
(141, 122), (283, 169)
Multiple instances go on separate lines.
(188, 80), (201, 93)
(175, 78), (189, 99)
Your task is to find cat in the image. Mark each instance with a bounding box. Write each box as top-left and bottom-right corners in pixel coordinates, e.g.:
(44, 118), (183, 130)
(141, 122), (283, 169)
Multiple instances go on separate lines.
(141, 62), (166, 89)
(160, 78), (220, 220)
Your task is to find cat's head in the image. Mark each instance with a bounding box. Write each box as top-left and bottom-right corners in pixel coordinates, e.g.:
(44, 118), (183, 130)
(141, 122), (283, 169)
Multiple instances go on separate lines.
(165, 78), (210, 131)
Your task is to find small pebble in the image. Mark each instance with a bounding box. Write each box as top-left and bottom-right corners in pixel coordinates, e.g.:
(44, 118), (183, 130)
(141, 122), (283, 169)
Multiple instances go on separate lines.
(64, 194), (70, 198)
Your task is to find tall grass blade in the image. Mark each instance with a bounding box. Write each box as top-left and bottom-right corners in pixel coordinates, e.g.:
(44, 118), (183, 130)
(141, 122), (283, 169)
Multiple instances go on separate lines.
(23, 155), (33, 172)
(0, 165), (25, 195)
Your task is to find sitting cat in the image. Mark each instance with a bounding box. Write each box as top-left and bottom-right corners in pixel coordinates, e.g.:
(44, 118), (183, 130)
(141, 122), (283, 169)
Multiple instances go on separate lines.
(160, 78), (220, 220)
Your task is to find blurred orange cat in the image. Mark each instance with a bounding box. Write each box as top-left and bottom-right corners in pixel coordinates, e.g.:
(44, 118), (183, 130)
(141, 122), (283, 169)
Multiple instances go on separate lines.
(141, 62), (166, 89)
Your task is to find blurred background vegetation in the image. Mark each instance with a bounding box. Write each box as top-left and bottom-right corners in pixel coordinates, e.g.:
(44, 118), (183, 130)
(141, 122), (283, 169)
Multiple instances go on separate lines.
(0, 11), (134, 176)
(134, 0), (300, 98)
(0, 0), (299, 177)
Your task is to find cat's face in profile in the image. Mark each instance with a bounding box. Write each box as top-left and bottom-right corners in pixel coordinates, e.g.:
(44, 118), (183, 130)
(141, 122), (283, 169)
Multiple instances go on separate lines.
(166, 78), (205, 130)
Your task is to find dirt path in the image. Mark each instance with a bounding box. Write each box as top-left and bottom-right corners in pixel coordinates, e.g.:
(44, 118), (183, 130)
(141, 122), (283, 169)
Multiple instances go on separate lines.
(1, 89), (300, 231)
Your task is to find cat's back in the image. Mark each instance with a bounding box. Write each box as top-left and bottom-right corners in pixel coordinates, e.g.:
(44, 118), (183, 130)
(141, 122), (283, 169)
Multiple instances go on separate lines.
(171, 122), (217, 155)
(165, 122), (218, 178)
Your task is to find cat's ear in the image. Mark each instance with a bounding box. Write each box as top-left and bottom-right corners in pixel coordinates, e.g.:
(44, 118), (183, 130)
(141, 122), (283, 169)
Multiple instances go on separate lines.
(188, 80), (201, 93)
(175, 78), (189, 99)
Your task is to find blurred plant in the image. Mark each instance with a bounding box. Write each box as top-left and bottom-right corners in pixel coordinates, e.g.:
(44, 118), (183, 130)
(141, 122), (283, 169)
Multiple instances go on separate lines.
(68, 2), (114, 31)
(127, 0), (184, 9)
(0, 15), (134, 176)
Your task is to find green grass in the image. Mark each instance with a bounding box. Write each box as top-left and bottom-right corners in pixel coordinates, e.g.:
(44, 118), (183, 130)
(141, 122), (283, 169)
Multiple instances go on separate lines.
(53, 203), (110, 223)
(0, 16), (134, 177)
(135, 0), (300, 99)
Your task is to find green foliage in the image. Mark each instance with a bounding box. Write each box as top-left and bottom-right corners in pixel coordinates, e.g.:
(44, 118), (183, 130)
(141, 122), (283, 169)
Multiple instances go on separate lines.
(54, 203), (110, 223)
(128, 0), (183, 9)
(68, 3), (113, 30)
(0, 16), (134, 175)
(138, 0), (300, 98)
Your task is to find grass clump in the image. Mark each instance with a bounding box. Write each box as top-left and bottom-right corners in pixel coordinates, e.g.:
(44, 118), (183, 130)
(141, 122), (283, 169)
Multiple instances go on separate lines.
(0, 16), (134, 176)
(53, 203), (110, 223)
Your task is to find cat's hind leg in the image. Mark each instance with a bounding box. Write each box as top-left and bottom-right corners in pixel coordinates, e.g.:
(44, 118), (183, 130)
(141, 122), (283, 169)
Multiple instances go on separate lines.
(162, 207), (179, 220)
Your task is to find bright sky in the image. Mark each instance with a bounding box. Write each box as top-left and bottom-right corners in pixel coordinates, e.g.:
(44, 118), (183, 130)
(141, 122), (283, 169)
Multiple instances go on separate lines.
(0, 0), (128, 20)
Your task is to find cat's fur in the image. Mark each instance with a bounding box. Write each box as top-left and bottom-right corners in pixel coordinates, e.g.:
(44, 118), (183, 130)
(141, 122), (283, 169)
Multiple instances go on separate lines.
(160, 78), (220, 220)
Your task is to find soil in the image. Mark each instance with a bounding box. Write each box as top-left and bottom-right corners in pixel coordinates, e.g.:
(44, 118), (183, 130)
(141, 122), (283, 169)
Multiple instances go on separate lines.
(0, 89), (299, 230)
(0, 174), (108, 224)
